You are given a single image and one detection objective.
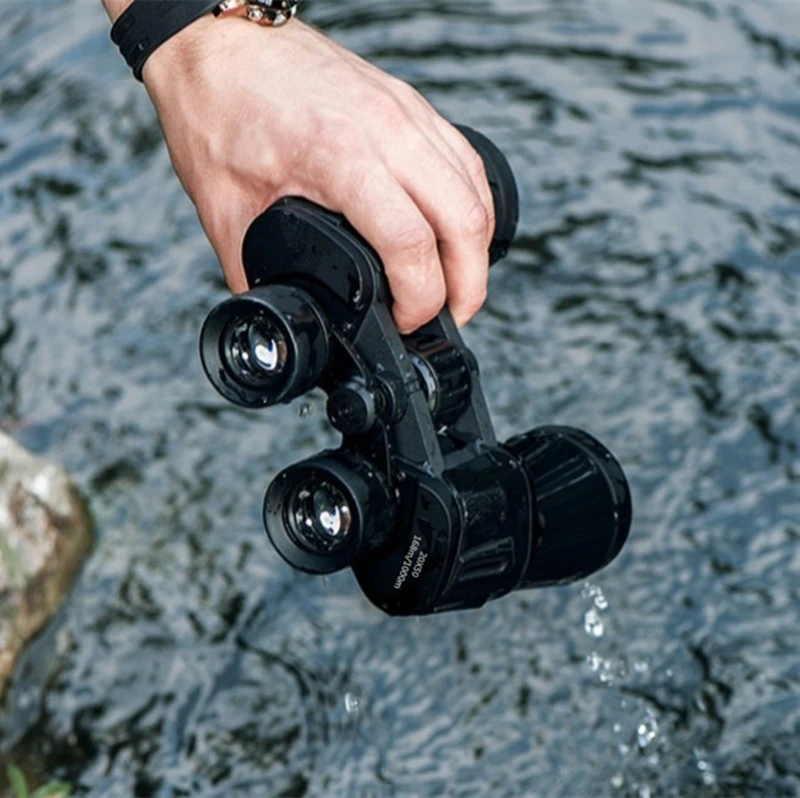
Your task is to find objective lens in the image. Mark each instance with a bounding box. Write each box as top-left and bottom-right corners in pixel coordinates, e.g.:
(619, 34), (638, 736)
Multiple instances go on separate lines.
(290, 481), (353, 552)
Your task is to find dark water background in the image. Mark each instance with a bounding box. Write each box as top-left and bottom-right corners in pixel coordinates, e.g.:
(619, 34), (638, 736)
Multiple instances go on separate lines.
(1, 0), (799, 795)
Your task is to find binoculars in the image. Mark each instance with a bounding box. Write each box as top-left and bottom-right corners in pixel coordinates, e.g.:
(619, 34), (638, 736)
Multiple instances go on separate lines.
(199, 127), (632, 616)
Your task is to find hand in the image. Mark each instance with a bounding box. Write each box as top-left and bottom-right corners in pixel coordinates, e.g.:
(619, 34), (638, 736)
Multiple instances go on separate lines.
(142, 17), (495, 333)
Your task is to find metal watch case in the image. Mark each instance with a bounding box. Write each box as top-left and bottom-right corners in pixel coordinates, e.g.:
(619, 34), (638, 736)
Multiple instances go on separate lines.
(214, 0), (299, 26)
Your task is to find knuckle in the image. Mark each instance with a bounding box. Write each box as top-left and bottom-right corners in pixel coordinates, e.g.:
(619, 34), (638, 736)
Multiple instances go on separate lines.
(313, 112), (362, 158)
(370, 89), (406, 127)
(391, 221), (438, 261)
(460, 199), (490, 239)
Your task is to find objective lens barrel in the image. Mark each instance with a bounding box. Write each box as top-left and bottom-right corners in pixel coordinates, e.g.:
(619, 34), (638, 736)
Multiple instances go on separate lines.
(505, 426), (632, 588)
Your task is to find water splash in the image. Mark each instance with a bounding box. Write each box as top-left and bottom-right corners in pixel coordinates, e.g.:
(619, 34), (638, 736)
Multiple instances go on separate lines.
(343, 692), (363, 715)
(636, 709), (659, 749)
(584, 608), (605, 638)
(582, 582), (609, 610)
(695, 749), (717, 786)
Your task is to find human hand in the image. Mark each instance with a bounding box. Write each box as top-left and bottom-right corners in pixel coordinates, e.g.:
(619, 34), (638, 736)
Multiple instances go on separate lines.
(142, 17), (495, 333)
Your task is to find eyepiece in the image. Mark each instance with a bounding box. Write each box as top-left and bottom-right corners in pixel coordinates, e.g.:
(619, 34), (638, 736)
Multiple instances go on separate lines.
(264, 451), (394, 575)
(455, 125), (520, 264)
(505, 426), (632, 588)
(200, 284), (329, 408)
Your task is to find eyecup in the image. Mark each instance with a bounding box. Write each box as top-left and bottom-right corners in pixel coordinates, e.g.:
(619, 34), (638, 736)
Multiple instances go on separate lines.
(264, 451), (394, 575)
(199, 284), (328, 408)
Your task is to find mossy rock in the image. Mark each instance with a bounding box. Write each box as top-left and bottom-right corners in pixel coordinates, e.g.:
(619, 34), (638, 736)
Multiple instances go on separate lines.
(0, 433), (93, 698)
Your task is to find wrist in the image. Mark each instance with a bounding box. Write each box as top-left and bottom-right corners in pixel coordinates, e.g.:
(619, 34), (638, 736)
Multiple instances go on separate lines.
(102, 0), (134, 24)
(141, 12), (218, 90)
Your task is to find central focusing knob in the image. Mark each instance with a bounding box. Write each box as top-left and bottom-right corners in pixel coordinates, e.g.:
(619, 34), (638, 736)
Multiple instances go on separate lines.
(327, 380), (378, 436)
(405, 336), (471, 426)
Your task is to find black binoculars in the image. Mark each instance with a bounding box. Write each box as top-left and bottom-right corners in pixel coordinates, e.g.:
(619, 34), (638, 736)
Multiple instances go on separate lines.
(200, 126), (632, 616)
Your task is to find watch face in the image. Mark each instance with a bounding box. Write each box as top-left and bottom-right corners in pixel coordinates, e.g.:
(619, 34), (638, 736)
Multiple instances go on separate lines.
(252, 0), (297, 9)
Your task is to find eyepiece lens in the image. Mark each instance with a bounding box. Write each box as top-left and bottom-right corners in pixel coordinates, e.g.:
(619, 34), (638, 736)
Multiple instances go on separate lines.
(247, 319), (287, 374)
(291, 481), (352, 552)
(226, 316), (288, 387)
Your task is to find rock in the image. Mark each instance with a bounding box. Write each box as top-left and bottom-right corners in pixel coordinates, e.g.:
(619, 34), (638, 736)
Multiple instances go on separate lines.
(0, 432), (93, 697)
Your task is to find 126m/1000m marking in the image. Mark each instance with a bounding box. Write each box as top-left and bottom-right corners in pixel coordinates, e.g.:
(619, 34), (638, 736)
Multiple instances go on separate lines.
(394, 535), (428, 589)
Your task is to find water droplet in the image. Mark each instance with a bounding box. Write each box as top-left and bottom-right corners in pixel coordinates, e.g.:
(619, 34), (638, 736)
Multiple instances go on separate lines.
(618, 743), (630, 756)
(587, 652), (601, 671)
(636, 710), (658, 748)
(611, 773), (624, 789)
(344, 692), (362, 714)
(638, 786), (651, 798)
(584, 608), (604, 638)
(634, 660), (650, 674)
(297, 403), (312, 418)
(582, 582), (609, 610)
(613, 723), (622, 734)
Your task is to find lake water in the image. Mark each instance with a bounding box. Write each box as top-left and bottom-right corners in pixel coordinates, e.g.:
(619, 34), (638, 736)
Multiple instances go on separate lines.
(1, 0), (799, 795)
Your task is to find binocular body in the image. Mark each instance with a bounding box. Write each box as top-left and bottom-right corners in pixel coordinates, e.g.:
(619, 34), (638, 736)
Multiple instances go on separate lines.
(200, 128), (631, 616)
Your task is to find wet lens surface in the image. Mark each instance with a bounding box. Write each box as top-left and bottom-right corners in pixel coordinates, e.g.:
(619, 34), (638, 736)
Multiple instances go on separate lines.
(226, 316), (288, 386)
(248, 322), (284, 373)
(291, 481), (352, 552)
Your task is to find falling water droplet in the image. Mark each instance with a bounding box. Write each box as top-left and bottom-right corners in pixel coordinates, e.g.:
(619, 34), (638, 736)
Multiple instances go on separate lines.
(297, 403), (312, 418)
(344, 692), (362, 714)
(584, 608), (604, 638)
(611, 773), (624, 789)
(636, 710), (658, 748)
(582, 582), (609, 610)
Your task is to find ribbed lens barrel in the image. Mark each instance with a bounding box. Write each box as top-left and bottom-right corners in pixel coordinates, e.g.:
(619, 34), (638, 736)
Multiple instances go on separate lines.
(504, 426), (632, 588)
(455, 125), (520, 264)
(199, 284), (329, 408)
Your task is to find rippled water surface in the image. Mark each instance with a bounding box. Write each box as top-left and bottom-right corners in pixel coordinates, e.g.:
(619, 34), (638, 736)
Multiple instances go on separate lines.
(1, 0), (799, 795)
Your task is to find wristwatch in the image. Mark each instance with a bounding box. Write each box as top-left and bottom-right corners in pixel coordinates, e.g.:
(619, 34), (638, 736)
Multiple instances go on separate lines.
(111, 0), (301, 81)
(214, 0), (299, 26)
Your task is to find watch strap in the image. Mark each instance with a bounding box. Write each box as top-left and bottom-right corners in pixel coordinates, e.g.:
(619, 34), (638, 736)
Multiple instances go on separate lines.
(111, 0), (220, 82)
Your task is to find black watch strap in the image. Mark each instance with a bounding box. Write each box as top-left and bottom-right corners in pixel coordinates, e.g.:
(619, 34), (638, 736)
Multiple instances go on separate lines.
(111, 0), (220, 82)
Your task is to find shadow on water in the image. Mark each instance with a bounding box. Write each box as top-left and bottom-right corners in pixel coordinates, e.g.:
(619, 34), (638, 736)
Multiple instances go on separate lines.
(1, 0), (799, 795)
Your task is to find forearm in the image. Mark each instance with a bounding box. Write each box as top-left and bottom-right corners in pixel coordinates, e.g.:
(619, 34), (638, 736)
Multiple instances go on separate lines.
(101, 0), (133, 24)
